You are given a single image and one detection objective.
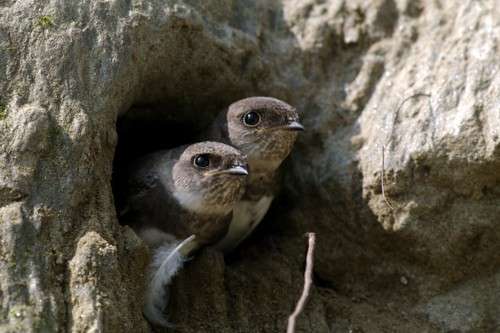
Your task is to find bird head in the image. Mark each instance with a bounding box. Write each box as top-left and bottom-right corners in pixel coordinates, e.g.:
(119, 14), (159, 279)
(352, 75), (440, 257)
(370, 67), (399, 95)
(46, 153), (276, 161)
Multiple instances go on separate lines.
(225, 97), (303, 173)
(172, 141), (248, 215)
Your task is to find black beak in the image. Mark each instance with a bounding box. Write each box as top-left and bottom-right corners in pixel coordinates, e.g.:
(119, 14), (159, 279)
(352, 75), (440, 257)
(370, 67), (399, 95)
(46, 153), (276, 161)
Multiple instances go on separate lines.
(285, 121), (305, 131)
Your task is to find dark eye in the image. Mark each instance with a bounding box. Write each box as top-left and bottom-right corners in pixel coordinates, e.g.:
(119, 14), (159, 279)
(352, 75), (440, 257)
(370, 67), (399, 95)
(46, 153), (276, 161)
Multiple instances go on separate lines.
(243, 111), (260, 126)
(193, 154), (210, 168)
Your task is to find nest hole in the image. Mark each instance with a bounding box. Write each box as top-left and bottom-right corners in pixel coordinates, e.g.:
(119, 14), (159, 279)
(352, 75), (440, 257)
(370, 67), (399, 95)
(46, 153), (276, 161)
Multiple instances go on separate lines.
(110, 94), (294, 257)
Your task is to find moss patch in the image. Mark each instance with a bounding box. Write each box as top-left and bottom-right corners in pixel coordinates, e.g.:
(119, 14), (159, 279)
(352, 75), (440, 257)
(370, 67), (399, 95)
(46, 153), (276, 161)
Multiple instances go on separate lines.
(0, 102), (7, 120)
(36, 15), (54, 29)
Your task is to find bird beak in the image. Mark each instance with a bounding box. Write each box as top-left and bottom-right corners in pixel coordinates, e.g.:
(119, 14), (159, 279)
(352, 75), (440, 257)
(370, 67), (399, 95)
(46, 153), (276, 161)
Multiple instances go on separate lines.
(284, 121), (305, 131)
(222, 165), (249, 176)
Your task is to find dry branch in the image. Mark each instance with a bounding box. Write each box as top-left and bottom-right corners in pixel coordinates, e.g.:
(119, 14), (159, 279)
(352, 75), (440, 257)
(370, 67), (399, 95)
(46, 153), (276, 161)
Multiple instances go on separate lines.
(287, 233), (316, 333)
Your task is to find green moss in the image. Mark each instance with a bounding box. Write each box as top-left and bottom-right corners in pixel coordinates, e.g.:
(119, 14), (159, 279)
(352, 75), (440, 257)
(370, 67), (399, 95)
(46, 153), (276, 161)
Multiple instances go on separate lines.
(36, 15), (54, 29)
(0, 102), (6, 120)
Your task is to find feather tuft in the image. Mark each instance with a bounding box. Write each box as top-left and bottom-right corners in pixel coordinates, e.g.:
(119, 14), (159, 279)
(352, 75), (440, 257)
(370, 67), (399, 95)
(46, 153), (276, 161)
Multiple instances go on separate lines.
(143, 235), (195, 327)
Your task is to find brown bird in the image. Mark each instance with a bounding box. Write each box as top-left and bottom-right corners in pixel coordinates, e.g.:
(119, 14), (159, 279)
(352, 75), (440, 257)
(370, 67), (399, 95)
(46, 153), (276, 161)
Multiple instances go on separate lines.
(204, 97), (303, 252)
(121, 141), (248, 326)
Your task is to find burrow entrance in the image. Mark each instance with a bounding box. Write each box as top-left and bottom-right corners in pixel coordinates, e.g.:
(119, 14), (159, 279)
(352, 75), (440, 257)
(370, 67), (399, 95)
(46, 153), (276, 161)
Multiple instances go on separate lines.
(110, 93), (294, 259)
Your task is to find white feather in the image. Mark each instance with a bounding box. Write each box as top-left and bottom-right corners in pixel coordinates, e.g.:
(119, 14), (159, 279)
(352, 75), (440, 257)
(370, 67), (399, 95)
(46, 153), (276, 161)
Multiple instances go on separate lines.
(143, 235), (195, 327)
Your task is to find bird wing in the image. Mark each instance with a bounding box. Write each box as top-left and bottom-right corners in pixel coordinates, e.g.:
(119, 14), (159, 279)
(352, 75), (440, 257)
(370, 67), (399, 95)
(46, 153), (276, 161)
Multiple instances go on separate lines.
(120, 151), (176, 226)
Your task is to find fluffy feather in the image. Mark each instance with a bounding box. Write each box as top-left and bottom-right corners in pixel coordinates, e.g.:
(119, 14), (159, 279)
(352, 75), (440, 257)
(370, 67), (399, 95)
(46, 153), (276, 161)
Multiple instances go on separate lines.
(143, 235), (195, 327)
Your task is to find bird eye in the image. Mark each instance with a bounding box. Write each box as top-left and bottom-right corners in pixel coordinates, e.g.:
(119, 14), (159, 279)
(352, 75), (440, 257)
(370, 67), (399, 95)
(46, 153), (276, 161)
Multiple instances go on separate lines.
(242, 111), (260, 127)
(193, 154), (210, 168)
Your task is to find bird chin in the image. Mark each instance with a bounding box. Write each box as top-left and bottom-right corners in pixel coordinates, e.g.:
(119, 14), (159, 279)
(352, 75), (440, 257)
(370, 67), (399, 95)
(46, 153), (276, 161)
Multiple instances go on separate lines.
(239, 137), (296, 173)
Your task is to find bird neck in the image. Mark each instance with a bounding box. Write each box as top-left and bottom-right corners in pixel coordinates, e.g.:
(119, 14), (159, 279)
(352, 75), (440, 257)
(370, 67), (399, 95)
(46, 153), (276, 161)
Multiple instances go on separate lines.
(247, 158), (281, 175)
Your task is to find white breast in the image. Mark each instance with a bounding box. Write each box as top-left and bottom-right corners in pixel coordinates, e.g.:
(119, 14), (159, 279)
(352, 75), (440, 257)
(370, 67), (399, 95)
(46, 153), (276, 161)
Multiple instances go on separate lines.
(215, 195), (274, 252)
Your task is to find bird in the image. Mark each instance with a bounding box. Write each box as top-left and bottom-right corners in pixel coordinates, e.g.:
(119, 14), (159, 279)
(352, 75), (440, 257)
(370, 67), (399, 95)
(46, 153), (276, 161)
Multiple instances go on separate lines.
(120, 141), (248, 327)
(204, 96), (304, 253)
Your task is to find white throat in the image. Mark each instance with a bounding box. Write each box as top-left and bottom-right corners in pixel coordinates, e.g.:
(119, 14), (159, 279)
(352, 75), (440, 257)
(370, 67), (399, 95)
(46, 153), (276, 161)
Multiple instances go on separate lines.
(173, 189), (231, 215)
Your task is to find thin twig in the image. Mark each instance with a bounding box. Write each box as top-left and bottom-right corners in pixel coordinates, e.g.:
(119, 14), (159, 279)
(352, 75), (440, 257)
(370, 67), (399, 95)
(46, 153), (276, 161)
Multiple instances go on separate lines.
(383, 93), (432, 210)
(389, 92), (432, 151)
(395, 93), (431, 115)
(287, 233), (316, 333)
(381, 145), (394, 210)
